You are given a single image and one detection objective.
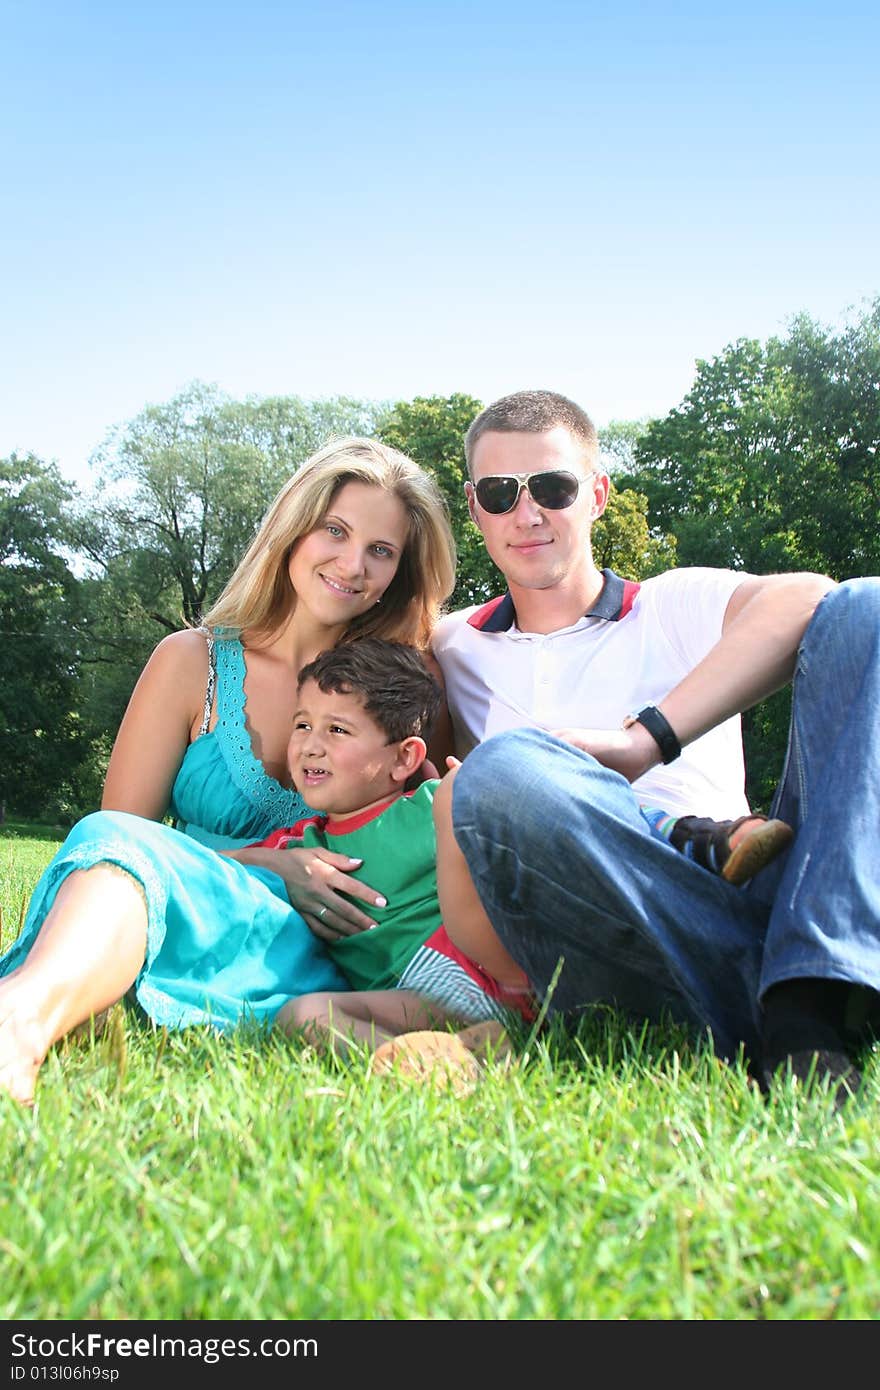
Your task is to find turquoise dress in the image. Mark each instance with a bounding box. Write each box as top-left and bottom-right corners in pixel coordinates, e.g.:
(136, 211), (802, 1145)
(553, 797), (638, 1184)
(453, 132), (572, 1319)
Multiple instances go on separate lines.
(0, 633), (349, 1030)
(169, 634), (310, 849)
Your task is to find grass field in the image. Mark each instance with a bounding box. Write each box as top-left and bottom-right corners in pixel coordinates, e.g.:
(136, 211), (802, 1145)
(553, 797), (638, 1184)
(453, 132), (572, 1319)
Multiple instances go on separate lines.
(2, 828), (879, 1321)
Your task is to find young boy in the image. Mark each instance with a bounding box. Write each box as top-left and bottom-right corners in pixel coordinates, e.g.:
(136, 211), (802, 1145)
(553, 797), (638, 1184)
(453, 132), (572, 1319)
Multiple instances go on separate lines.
(259, 639), (793, 1060)
(264, 639), (535, 1058)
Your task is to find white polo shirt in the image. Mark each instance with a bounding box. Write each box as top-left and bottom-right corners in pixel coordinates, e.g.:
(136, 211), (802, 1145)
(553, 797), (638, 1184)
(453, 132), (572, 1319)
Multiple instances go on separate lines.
(431, 566), (751, 819)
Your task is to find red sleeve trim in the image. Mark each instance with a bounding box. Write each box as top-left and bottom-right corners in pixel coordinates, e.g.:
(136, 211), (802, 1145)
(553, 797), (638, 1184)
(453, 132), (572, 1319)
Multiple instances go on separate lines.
(249, 814), (326, 849)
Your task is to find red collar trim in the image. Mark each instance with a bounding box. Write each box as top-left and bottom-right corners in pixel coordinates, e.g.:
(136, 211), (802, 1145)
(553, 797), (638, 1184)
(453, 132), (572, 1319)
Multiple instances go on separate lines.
(325, 793), (408, 835)
(467, 569), (640, 631)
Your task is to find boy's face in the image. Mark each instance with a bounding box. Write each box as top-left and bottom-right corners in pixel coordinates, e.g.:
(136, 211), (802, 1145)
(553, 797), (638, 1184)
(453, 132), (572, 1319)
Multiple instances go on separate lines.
(288, 678), (417, 818)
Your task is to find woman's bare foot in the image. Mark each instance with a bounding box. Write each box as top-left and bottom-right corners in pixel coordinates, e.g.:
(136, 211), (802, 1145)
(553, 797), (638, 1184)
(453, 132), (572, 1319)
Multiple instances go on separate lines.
(0, 998), (52, 1105)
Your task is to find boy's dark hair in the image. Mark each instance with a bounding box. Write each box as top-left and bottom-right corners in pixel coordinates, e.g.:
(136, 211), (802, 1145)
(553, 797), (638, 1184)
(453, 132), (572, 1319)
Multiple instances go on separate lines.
(297, 638), (442, 744)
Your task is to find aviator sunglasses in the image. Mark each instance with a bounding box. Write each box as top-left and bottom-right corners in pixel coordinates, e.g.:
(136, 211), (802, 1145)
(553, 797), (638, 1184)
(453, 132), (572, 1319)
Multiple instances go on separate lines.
(470, 469), (594, 515)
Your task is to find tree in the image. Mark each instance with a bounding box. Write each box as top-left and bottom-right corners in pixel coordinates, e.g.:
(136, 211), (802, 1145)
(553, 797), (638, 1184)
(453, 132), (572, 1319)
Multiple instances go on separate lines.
(82, 383), (386, 631)
(619, 298), (880, 807)
(591, 483), (677, 579)
(597, 418), (677, 579)
(598, 418), (650, 475)
(74, 383), (386, 736)
(0, 455), (94, 818)
(378, 394), (499, 608)
(623, 299), (880, 579)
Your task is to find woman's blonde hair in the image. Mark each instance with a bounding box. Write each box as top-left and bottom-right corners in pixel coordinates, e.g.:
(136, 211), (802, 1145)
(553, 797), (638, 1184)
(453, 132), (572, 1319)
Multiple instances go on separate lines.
(203, 437), (456, 649)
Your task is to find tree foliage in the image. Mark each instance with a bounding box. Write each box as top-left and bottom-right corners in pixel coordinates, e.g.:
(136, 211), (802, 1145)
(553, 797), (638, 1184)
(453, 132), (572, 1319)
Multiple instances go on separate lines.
(598, 419), (650, 475)
(591, 483), (677, 579)
(0, 455), (97, 818)
(623, 299), (880, 580)
(378, 394), (499, 608)
(619, 299), (880, 807)
(80, 382), (386, 632)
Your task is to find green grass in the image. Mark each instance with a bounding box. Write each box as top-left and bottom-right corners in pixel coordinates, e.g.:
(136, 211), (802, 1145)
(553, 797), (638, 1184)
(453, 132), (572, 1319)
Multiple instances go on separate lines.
(2, 829), (879, 1321)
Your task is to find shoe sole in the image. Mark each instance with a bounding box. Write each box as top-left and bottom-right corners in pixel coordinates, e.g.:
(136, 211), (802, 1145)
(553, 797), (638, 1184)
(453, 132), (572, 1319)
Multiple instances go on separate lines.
(722, 819), (794, 886)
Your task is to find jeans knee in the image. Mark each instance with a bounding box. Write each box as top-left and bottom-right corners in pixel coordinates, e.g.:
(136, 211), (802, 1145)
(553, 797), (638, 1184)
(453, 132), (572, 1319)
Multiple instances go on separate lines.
(805, 578), (880, 670)
(453, 728), (607, 837)
(817, 577), (880, 627)
(455, 730), (536, 830)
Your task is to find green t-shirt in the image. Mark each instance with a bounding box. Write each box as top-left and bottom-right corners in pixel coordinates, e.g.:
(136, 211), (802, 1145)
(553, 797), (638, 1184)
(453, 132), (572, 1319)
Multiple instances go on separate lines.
(297, 781), (442, 992)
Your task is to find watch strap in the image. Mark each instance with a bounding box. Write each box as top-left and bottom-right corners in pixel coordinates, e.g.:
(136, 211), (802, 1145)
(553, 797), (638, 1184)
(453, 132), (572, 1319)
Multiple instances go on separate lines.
(623, 705), (682, 764)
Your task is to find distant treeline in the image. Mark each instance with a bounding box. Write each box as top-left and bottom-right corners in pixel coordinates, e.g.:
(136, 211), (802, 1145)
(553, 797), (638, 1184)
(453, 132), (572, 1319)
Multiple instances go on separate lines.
(2, 300), (878, 820)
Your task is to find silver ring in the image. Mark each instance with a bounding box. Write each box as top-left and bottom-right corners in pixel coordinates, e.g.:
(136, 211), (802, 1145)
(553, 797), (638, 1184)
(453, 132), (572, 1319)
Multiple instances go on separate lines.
(318, 906), (328, 920)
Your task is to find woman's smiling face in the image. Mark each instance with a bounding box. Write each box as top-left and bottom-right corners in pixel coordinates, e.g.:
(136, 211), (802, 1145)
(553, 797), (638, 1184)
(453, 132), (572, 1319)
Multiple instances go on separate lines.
(287, 481), (409, 630)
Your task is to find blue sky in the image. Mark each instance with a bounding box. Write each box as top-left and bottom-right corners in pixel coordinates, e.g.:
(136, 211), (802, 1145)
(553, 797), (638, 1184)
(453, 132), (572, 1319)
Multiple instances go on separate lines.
(2, 0), (877, 484)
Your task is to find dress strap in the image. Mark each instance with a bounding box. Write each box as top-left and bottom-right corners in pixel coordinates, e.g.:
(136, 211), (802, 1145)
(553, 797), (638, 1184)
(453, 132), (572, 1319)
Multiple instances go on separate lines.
(197, 627), (216, 737)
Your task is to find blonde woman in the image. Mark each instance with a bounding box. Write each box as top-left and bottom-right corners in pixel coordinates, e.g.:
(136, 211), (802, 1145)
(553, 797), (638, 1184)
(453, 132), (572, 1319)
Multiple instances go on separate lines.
(0, 438), (456, 1102)
(103, 435), (455, 933)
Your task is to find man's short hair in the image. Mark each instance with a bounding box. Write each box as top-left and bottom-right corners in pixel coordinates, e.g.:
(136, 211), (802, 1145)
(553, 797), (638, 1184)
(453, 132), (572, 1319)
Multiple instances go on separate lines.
(297, 638), (442, 744)
(464, 389), (599, 477)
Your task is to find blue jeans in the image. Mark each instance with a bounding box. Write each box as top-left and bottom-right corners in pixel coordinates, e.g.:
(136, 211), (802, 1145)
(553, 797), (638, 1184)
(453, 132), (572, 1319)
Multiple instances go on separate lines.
(451, 578), (880, 1063)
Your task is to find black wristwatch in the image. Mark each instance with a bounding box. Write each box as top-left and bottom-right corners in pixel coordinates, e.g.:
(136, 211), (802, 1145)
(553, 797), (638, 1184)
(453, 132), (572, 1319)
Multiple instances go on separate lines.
(622, 705), (682, 764)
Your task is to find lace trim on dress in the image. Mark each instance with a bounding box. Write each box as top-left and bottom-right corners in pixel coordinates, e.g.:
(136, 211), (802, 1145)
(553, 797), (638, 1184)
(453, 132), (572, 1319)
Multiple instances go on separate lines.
(211, 632), (310, 824)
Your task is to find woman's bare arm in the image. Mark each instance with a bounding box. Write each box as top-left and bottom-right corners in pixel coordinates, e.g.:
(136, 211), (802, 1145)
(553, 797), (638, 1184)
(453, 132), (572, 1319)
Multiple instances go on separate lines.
(101, 629), (209, 820)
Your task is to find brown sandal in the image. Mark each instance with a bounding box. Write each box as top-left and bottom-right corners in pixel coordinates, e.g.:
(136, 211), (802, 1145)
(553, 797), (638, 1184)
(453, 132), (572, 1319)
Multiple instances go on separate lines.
(670, 814), (794, 885)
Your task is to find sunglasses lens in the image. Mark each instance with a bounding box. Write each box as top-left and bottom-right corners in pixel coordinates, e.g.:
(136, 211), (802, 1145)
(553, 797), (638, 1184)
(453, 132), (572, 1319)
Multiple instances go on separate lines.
(529, 471), (581, 509)
(474, 476), (521, 514)
(473, 470), (585, 514)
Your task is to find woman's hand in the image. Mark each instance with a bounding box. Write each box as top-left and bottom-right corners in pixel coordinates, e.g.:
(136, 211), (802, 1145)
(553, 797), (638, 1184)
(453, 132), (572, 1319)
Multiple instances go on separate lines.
(224, 844), (385, 942)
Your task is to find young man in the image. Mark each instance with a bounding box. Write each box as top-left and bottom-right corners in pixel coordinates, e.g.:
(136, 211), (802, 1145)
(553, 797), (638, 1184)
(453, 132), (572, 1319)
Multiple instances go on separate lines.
(431, 389), (880, 1100)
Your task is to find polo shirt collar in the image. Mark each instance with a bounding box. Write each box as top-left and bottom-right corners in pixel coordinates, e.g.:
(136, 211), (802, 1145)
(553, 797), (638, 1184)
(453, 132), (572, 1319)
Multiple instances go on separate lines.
(470, 568), (631, 632)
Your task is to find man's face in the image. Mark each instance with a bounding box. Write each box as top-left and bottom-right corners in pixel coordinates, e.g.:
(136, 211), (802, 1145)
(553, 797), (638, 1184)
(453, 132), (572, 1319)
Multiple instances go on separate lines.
(466, 426), (608, 593)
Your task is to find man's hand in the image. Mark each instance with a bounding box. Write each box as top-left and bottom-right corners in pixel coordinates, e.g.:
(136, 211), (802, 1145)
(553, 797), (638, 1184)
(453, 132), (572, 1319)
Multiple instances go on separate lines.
(551, 725), (660, 783)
